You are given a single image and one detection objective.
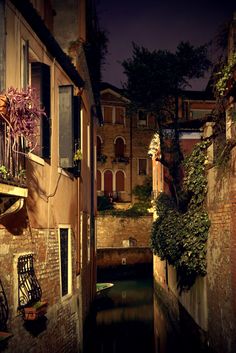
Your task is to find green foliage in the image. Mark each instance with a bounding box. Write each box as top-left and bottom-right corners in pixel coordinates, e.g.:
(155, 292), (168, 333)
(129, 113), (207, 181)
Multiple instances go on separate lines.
(132, 176), (152, 202)
(99, 203), (149, 218)
(215, 53), (236, 96)
(97, 195), (113, 211)
(0, 165), (8, 179)
(151, 141), (211, 291)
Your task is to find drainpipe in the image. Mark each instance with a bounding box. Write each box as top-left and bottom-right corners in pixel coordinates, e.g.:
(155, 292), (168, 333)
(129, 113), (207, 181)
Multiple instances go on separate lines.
(0, 0), (6, 92)
(130, 113), (133, 204)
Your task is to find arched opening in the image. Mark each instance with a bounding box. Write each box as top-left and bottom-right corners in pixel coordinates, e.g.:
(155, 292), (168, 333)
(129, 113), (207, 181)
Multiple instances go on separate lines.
(97, 170), (101, 191)
(104, 170), (113, 196)
(115, 137), (125, 158)
(116, 170), (125, 192)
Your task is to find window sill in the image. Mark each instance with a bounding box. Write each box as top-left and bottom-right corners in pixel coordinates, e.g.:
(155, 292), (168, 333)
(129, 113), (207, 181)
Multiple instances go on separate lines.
(28, 153), (45, 166)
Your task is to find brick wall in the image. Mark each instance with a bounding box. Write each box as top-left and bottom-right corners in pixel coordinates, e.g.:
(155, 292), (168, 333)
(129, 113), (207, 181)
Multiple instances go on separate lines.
(207, 164), (236, 353)
(96, 214), (153, 248)
(0, 225), (81, 353)
(97, 247), (152, 268)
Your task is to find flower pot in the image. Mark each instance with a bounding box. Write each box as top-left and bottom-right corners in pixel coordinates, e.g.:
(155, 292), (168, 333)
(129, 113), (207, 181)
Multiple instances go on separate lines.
(23, 301), (48, 321)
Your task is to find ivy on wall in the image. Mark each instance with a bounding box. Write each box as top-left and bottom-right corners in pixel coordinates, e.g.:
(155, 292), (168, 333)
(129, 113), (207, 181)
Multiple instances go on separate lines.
(151, 141), (211, 291)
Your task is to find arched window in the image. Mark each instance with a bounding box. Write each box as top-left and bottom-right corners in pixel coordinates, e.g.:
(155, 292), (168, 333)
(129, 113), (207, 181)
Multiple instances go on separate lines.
(115, 137), (125, 157)
(104, 170), (113, 195)
(97, 136), (102, 157)
(116, 170), (125, 192)
(97, 170), (101, 191)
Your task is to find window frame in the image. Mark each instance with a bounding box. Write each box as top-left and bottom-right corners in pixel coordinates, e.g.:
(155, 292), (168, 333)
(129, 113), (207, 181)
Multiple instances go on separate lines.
(58, 225), (72, 299)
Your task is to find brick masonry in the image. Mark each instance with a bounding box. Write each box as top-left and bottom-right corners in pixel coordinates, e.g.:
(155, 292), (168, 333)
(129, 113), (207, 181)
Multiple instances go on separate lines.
(0, 224), (81, 353)
(96, 214), (153, 248)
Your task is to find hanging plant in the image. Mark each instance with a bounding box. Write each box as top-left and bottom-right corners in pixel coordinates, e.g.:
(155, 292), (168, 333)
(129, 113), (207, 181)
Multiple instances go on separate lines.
(0, 86), (46, 152)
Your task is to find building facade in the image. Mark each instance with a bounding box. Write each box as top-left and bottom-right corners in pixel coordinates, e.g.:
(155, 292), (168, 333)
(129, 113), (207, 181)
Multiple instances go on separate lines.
(0, 1), (98, 352)
(97, 82), (156, 204)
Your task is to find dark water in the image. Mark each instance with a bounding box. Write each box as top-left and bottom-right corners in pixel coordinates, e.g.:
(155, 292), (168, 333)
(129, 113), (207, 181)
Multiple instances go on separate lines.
(84, 278), (210, 353)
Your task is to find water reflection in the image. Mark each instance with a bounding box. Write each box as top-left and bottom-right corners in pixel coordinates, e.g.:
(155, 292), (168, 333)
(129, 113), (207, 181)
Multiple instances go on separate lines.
(85, 278), (154, 353)
(85, 278), (210, 353)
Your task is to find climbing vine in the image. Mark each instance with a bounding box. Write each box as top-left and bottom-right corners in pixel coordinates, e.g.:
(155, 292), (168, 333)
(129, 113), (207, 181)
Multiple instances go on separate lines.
(151, 141), (211, 291)
(215, 53), (236, 97)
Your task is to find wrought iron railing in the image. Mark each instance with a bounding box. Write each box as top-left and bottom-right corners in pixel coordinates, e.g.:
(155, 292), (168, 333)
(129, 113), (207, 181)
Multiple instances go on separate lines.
(18, 254), (42, 310)
(0, 121), (26, 186)
(112, 156), (129, 164)
(0, 279), (9, 331)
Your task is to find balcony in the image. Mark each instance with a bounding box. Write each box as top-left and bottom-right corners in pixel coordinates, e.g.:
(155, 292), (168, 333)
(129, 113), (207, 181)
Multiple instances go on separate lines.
(112, 156), (129, 164)
(97, 154), (107, 164)
(0, 121), (28, 217)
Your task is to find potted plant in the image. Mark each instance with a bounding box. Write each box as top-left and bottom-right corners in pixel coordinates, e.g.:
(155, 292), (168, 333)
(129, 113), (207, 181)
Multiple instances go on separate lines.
(0, 86), (46, 154)
(23, 301), (48, 321)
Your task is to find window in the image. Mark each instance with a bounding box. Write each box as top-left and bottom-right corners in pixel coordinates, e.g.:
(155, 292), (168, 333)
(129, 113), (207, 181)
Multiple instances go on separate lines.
(104, 170), (113, 196)
(116, 170), (125, 192)
(138, 158), (147, 175)
(59, 85), (74, 168)
(115, 137), (125, 158)
(115, 107), (125, 124)
(59, 227), (72, 297)
(103, 106), (113, 123)
(137, 110), (147, 127)
(31, 62), (51, 158)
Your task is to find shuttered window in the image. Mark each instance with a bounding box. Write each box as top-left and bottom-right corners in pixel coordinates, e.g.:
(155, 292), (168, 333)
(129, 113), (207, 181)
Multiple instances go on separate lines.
(104, 170), (113, 195)
(115, 138), (125, 157)
(31, 62), (51, 159)
(138, 158), (147, 175)
(103, 106), (113, 123)
(59, 85), (73, 168)
(116, 170), (125, 191)
(115, 107), (124, 124)
(97, 170), (101, 191)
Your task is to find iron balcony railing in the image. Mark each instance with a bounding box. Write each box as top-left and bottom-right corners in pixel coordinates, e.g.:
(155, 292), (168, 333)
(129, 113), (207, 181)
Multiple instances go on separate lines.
(0, 121), (26, 187)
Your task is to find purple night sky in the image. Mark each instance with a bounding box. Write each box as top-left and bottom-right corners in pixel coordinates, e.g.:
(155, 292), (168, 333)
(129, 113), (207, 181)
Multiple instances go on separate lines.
(96, 0), (236, 90)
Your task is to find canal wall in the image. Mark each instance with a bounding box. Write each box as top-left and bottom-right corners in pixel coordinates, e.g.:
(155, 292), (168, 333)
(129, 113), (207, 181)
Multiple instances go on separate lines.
(97, 247), (153, 279)
(96, 214), (153, 248)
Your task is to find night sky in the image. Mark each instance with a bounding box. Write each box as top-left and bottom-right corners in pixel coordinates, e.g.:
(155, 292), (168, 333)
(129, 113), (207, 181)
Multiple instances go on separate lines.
(96, 0), (236, 90)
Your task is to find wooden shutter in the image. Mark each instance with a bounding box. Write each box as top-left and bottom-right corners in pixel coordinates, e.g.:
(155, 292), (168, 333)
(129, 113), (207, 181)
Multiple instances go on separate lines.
(116, 170), (124, 191)
(104, 170), (113, 195)
(31, 62), (51, 158)
(59, 85), (73, 168)
(115, 138), (124, 157)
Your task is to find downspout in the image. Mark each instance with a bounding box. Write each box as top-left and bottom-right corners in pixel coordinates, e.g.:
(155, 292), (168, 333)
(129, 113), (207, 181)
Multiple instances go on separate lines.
(90, 105), (96, 300)
(0, 0), (6, 92)
(130, 113), (133, 203)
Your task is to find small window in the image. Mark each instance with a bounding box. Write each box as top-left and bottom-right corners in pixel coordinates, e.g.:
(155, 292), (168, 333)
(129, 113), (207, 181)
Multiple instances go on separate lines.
(59, 228), (72, 297)
(115, 107), (125, 124)
(138, 110), (147, 127)
(138, 158), (147, 175)
(103, 106), (113, 123)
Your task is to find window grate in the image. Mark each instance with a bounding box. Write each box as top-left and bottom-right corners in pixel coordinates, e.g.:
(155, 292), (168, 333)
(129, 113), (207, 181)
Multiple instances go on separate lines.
(18, 254), (42, 310)
(0, 279), (9, 331)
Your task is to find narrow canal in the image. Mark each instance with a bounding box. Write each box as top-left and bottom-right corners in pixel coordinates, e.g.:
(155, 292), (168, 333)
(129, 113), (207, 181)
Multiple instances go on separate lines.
(84, 276), (211, 353)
